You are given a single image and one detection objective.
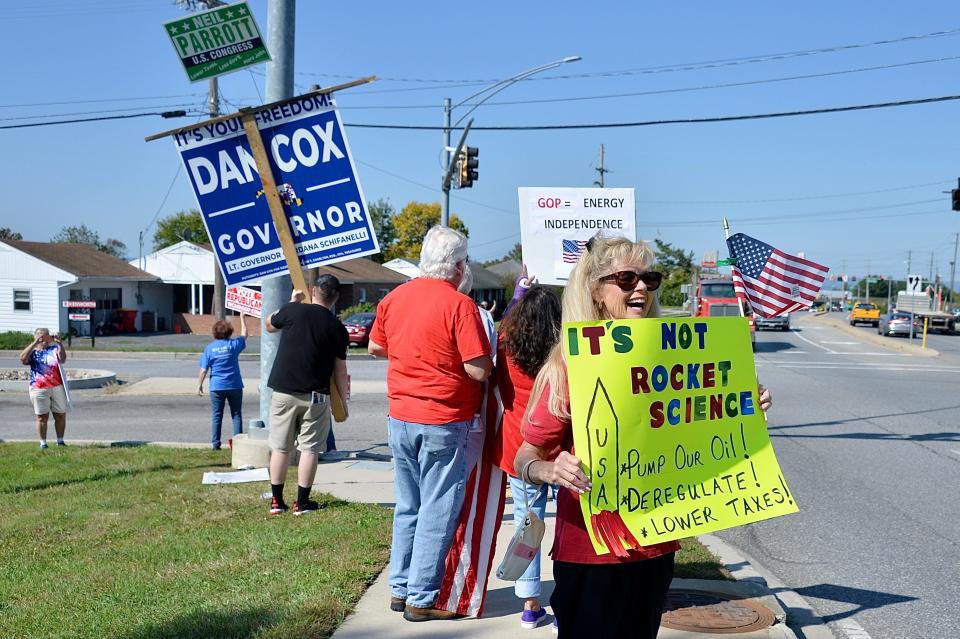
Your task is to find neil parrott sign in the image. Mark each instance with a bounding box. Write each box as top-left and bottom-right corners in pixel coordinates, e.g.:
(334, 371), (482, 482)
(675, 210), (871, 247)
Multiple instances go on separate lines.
(164, 2), (270, 82)
(173, 92), (380, 287)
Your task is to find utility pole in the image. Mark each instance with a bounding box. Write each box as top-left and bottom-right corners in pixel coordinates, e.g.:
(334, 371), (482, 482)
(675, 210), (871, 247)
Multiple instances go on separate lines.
(593, 144), (608, 188)
(929, 250), (934, 286)
(950, 232), (958, 306)
(209, 77), (226, 320)
(441, 97), (452, 227)
(258, 0), (296, 429)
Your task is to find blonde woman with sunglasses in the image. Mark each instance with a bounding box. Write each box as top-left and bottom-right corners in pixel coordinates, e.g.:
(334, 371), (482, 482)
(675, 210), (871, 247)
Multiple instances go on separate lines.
(515, 234), (771, 638)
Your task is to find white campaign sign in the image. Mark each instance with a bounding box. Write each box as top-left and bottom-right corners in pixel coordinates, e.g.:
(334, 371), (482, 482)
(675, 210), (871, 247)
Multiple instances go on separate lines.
(518, 187), (636, 286)
(225, 286), (262, 317)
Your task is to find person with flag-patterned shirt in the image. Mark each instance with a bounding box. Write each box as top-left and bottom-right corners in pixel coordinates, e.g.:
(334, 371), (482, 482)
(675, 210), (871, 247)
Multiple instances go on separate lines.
(19, 328), (69, 450)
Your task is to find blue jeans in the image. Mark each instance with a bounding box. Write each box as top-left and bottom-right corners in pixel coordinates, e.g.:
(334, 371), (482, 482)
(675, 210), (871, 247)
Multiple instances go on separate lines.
(210, 389), (243, 449)
(387, 416), (469, 608)
(508, 474), (548, 599)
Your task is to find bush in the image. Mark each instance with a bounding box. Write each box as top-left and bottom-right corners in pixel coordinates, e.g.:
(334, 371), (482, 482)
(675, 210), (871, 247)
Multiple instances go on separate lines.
(0, 332), (33, 350)
(338, 301), (376, 321)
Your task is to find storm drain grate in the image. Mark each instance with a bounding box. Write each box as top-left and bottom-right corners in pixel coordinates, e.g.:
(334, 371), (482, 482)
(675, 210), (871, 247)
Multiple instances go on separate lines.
(661, 589), (777, 634)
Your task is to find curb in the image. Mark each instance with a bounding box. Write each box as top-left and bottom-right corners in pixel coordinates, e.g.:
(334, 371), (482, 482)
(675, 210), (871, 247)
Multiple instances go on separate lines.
(795, 314), (939, 357)
(701, 534), (843, 639)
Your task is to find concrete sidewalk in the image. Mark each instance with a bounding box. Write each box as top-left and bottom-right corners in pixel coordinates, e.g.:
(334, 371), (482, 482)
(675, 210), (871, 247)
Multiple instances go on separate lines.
(312, 458), (827, 639)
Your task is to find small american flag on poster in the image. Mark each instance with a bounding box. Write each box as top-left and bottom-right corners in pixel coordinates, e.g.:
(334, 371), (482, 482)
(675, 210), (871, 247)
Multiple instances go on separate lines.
(561, 239), (588, 264)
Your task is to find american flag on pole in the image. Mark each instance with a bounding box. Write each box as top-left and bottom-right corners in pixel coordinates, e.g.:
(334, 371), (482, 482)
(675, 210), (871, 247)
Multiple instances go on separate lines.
(726, 233), (829, 317)
(436, 381), (507, 617)
(561, 239), (588, 264)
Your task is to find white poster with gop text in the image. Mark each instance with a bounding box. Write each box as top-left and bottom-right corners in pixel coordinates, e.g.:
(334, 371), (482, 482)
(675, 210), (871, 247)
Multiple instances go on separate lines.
(518, 187), (636, 286)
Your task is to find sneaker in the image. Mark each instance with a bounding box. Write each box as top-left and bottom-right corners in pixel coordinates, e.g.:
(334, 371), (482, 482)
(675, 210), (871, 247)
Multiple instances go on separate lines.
(552, 617), (558, 634)
(520, 607), (547, 629)
(56, 441), (66, 447)
(39, 442), (48, 450)
(269, 497), (288, 515)
(293, 499), (323, 516)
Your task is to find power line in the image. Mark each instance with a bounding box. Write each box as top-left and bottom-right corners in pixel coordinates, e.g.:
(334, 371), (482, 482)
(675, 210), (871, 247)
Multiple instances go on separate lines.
(332, 55), (960, 111)
(313, 26), (960, 88)
(0, 110), (194, 131)
(0, 103), (201, 123)
(343, 94), (960, 131)
(639, 181), (952, 204)
(0, 94), (206, 109)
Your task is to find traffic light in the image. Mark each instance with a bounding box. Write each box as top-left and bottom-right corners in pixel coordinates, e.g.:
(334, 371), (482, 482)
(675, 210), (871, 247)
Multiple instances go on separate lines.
(457, 146), (479, 189)
(952, 188), (960, 211)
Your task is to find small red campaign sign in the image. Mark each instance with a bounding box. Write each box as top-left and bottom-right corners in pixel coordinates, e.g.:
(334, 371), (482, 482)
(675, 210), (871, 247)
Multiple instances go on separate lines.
(225, 286), (262, 318)
(68, 313), (91, 321)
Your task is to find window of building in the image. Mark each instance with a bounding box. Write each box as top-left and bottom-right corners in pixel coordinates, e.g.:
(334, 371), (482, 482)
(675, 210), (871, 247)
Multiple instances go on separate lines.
(379, 288), (389, 300)
(358, 288), (367, 303)
(13, 289), (31, 311)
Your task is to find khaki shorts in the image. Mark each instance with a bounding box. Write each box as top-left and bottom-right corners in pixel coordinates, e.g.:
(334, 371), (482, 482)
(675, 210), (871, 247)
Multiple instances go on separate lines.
(268, 391), (331, 454)
(29, 384), (68, 415)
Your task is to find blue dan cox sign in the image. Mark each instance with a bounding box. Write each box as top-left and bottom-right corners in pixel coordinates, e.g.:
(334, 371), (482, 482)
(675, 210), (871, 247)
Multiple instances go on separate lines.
(174, 93), (379, 286)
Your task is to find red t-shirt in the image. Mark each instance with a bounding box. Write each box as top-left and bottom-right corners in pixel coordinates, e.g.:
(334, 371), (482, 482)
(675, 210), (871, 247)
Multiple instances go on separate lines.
(492, 340), (535, 475)
(523, 380), (681, 564)
(369, 278), (491, 424)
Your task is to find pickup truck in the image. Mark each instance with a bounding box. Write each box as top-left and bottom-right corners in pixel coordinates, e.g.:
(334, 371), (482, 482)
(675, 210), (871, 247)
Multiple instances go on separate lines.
(849, 302), (880, 327)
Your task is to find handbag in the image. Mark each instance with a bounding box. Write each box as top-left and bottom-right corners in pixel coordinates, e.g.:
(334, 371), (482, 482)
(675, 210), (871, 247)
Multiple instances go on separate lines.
(496, 477), (545, 581)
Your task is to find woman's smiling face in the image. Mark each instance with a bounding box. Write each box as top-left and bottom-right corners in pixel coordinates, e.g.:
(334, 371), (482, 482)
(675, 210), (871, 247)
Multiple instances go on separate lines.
(595, 261), (656, 320)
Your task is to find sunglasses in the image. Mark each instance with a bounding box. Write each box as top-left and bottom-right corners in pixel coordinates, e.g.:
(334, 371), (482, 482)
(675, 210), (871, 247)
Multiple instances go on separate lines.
(599, 270), (663, 292)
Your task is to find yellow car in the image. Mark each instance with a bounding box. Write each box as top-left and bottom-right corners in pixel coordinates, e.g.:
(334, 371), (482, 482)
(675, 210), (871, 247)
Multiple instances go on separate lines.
(849, 302), (881, 327)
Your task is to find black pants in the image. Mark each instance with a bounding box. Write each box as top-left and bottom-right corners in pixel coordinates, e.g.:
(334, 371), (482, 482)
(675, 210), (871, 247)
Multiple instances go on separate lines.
(551, 552), (675, 639)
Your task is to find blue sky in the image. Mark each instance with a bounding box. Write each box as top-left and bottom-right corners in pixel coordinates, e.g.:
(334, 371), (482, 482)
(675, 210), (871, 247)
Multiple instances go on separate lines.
(4, 1), (960, 286)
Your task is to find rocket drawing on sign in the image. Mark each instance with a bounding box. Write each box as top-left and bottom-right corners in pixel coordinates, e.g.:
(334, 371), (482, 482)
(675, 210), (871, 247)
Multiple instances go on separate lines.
(583, 377), (640, 557)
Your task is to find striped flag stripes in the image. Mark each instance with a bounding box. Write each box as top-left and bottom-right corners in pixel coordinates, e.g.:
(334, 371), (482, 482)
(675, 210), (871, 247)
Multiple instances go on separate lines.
(726, 232), (829, 317)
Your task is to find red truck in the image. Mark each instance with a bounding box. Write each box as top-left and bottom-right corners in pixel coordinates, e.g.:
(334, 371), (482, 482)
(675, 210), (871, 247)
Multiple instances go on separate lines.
(691, 275), (757, 347)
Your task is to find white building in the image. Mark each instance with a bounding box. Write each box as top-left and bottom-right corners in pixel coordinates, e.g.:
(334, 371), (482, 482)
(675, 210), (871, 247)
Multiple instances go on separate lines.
(132, 241), (219, 316)
(0, 240), (162, 335)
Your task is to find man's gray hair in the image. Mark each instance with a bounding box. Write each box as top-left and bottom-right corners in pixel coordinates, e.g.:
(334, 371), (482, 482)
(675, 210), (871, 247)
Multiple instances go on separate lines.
(419, 225), (468, 281)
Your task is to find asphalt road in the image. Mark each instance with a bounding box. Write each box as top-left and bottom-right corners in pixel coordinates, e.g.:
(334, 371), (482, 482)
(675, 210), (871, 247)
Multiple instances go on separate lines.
(719, 314), (960, 639)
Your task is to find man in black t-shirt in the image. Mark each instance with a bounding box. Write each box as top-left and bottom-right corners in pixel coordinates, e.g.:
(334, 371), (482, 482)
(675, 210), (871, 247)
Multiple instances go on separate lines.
(264, 273), (349, 516)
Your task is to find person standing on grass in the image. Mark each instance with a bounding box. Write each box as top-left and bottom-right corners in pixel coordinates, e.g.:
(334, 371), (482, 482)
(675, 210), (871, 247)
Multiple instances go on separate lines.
(19, 328), (68, 450)
(265, 274), (349, 517)
(367, 225), (492, 623)
(197, 313), (248, 450)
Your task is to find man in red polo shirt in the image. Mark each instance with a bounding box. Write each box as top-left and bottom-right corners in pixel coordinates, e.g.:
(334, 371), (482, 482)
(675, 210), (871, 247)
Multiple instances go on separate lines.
(368, 225), (492, 622)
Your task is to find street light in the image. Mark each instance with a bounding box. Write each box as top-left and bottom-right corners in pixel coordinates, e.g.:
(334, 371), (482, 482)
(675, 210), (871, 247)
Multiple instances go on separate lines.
(440, 55), (581, 226)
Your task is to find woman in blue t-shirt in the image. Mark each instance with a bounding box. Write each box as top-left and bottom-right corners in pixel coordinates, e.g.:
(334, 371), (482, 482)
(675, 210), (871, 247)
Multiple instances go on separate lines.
(198, 313), (248, 450)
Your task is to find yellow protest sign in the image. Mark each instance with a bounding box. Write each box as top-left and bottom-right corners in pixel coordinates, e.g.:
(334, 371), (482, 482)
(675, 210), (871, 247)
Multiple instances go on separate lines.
(564, 317), (798, 556)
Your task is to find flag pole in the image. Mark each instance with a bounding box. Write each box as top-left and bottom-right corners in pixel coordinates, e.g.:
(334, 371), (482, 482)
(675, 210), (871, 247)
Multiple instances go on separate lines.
(724, 217), (747, 319)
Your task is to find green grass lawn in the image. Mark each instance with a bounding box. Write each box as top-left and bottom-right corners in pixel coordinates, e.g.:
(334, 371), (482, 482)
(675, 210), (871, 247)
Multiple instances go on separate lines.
(0, 443), (392, 639)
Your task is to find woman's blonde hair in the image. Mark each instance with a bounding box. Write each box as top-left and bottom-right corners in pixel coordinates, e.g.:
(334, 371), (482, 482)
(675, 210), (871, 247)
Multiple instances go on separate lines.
(523, 235), (658, 422)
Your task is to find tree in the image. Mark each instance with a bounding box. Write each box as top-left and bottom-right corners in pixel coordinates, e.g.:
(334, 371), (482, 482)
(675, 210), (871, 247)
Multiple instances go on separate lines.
(383, 201), (468, 261)
(0, 227), (22, 241)
(653, 239), (695, 307)
(153, 209), (210, 250)
(483, 242), (522, 266)
(52, 224), (99, 246)
(367, 198), (397, 263)
(51, 224), (127, 259)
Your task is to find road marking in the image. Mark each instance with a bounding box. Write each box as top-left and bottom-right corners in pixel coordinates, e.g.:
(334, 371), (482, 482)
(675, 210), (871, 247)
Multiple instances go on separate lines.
(758, 362), (960, 372)
(951, 450), (960, 456)
(791, 328), (837, 353)
(820, 341), (859, 345)
(831, 352), (909, 357)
